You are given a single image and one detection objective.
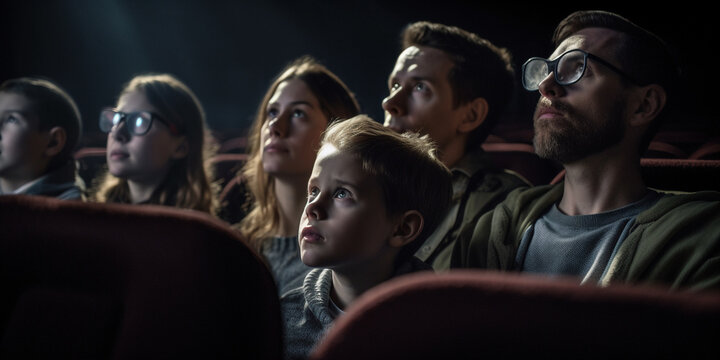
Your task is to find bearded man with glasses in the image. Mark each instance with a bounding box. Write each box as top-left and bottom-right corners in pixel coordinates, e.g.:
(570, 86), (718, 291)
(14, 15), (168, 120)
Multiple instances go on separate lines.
(451, 10), (720, 291)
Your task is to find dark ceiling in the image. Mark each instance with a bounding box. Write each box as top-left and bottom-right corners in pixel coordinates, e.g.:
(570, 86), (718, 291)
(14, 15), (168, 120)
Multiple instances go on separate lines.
(1, 0), (715, 147)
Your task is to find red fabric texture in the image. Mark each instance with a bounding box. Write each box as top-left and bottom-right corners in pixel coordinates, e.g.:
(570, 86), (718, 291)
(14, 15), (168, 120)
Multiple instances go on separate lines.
(310, 270), (720, 360)
(0, 195), (281, 359)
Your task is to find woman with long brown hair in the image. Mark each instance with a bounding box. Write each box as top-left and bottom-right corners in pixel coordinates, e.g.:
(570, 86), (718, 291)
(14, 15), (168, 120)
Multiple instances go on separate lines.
(238, 56), (360, 295)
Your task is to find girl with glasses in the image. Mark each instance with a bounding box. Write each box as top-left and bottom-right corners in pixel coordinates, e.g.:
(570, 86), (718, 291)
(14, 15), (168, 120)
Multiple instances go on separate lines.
(237, 56), (360, 295)
(91, 73), (219, 214)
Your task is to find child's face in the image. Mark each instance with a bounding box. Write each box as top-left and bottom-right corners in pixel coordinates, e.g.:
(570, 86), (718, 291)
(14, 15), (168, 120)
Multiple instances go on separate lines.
(298, 144), (399, 270)
(106, 90), (186, 183)
(0, 92), (49, 182)
(260, 79), (329, 179)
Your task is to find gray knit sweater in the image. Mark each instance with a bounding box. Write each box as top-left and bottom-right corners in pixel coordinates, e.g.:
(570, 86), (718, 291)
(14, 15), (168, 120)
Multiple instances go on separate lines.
(280, 257), (433, 359)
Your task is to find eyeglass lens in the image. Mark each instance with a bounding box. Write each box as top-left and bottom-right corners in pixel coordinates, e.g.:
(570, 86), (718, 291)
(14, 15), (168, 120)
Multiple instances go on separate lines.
(523, 50), (587, 91)
(99, 110), (152, 135)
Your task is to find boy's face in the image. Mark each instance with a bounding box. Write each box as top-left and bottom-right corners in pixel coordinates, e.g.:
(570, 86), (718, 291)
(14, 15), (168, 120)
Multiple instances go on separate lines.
(298, 144), (398, 270)
(0, 92), (49, 183)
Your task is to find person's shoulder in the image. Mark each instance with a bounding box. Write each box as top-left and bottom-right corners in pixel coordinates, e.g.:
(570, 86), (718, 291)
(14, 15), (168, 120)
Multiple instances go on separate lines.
(653, 190), (720, 210)
(639, 190), (720, 225)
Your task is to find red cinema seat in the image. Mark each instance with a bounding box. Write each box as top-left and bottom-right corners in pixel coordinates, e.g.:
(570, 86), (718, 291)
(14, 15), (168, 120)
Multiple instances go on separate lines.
(310, 270), (720, 360)
(0, 195), (282, 359)
(481, 142), (562, 185)
(551, 159), (720, 192)
(73, 147), (107, 188)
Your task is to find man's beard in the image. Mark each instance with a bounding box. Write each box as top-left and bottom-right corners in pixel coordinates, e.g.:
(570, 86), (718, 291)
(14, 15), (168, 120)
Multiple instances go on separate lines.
(533, 99), (626, 164)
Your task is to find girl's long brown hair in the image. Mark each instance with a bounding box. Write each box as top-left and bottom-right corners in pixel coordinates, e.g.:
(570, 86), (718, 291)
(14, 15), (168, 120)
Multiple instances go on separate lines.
(92, 74), (219, 214)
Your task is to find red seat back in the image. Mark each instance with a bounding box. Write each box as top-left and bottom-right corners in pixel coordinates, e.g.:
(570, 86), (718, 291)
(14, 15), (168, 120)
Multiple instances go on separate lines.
(0, 195), (281, 359)
(551, 159), (720, 192)
(310, 270), (720, 360)
(482, 143), (562, 185)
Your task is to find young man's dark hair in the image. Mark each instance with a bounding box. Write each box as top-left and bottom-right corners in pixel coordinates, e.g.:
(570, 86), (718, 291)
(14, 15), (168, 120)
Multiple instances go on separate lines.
(401, 21), (516, 149)
(382, 21), (529, 270)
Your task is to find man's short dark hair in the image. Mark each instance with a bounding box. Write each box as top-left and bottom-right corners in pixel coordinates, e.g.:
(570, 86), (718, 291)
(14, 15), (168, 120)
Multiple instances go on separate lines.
(401, 21), (516, 149)
(553, 10), (680, 153)
(0, 77), (82, 170)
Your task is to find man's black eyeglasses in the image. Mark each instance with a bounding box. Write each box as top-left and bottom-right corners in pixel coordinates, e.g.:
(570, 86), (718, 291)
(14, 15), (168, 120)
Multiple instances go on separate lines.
(522, 49), (636, 91)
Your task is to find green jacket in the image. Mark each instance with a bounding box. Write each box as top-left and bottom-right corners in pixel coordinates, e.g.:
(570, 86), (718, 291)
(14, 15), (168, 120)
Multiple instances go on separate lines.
(451, 183), (720, 291)
(417, 148), (530, 270)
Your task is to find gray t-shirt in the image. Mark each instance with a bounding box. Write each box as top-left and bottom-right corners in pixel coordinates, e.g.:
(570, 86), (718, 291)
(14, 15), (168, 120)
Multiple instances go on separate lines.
(515, 190), (663, 283)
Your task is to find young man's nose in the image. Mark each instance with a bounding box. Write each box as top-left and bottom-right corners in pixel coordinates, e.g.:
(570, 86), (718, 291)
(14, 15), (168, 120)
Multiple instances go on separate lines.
(382, 88), (408, 117)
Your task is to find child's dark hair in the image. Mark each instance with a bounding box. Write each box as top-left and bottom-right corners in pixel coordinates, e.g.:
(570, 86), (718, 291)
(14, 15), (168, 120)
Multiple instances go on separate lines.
(322, 115), (453, 265)
(0, 77), (82, 171)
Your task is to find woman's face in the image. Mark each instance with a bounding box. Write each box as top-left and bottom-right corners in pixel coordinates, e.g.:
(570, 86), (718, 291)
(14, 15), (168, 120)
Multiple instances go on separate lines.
(260, 78), (329, 180)
(106, 90), (187, 183)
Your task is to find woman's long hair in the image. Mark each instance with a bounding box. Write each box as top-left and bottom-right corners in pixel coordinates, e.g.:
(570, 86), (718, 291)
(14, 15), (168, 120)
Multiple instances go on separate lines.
(239, 56), (360, 250)
(92, 73), (219, 214)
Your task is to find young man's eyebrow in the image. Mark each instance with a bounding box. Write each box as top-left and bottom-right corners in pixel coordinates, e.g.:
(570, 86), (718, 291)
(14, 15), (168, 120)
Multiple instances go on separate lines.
(388, 75), (437, 85)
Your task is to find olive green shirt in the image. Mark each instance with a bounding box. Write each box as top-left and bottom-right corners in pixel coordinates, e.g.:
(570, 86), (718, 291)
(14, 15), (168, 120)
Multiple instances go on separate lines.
(415, 148), (530, 270)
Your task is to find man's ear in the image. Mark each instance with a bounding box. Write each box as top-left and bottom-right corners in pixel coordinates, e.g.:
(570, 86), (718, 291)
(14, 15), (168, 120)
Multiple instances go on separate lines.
(389, 210), (424, 248)
(458, 97), (488, 134)
(630, 84), (666, 128)
(171, 137), (189, 159)
(44, 127), (67, 158)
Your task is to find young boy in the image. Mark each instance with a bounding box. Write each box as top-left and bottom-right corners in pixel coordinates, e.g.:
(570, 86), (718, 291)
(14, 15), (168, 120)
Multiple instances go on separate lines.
(281, 115), (453, 359)
(0, 77), (84, 200)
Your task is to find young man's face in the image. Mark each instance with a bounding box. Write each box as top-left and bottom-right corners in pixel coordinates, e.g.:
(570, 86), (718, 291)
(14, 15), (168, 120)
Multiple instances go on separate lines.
(532, 27), (630, 164)
(0, 92), (49, 184)
(382, 46), (467, 154)
(260, 78), (329, 180)
(298, 144), (399, 270)
(106, 90), (187, 183)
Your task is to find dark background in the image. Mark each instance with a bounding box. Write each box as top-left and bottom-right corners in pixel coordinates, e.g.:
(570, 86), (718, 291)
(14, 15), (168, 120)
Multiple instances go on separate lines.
(1, 0), (715, 148)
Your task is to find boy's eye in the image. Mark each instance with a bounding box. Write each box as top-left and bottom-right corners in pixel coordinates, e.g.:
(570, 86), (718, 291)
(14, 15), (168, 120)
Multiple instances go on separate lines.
(0, 114), (20, 130)
(333, 188), (350, 199)
(414, 82), (427, 92)
(1, 115), (18, 125)
(308, 187), (319, 200)
(267, 108), (279, 119)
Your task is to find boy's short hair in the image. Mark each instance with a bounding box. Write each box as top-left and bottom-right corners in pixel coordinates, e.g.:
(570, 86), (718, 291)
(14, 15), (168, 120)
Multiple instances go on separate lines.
(0, 77), (82, 170)
(321, 115), (453, 264)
